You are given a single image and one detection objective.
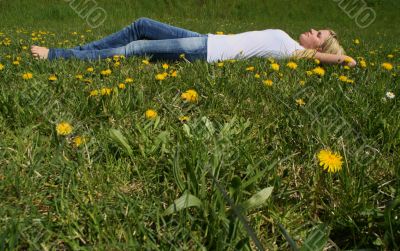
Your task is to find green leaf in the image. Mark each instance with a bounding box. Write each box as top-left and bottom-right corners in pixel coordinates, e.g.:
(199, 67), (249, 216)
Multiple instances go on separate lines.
(109, 129), (133, 157)
(164, 191), (203, 215)
(202, 116), (215, 135)
(241, 187), (273, 211)
(182, 124), (193, 138)
(300, 224), (329, 251)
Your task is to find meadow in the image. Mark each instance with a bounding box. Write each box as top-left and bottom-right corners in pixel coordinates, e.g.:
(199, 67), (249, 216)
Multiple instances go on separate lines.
(0, 0), (399, 250)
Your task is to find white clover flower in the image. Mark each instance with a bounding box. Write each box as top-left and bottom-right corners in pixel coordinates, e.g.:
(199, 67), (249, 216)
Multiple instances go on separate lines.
(386, 91), (395, 99)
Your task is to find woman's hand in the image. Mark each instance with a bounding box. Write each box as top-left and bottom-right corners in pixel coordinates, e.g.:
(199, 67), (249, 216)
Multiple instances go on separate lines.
(344, 56), (357, 67)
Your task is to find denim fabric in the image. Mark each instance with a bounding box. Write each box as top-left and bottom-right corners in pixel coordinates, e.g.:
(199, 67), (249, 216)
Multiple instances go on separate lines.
(48, 17), (208, 62)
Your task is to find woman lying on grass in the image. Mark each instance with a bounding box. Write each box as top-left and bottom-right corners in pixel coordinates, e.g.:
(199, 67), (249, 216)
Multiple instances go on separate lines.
(31, 17), (357, 67)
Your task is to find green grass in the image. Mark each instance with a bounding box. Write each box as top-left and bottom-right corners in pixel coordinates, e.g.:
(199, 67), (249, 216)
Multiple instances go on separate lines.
(0, 0), (399, 250)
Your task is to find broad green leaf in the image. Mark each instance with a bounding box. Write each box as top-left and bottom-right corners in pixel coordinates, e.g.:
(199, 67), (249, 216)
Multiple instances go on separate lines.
(164, 191), (203, 215)
(182, 124), (193, 138)
(241, 187), (273, 211)
(202, 116), (215, 135)
(109, 129), (133, 157)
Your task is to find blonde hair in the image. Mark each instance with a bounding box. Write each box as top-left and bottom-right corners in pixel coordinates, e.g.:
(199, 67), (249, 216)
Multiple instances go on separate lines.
(292, 30), (346, 59)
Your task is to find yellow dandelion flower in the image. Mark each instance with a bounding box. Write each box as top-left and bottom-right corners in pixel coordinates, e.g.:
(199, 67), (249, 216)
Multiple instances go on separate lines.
(145, 109), (157, 119)
(84, 78), (92, 84)
(306, 71), (313, 76)
(0, 63), (4, 70)
(125, 78), (134, 83)
(270, 63), (280, 71)
(113, 55), (120, 61)
(317, 149), (343, 173)
(314, 59), (321, 65)
(286, 62), (298, 70)
(217, 62), (224, 67)
(382, 63), (393, 71)
(338, 75), (354, 84)
(263, 79), (273, 86)
(118, 83), (126, 89)
(162, 63), (169, 69)
(56, 122), (73, 136)
(179, 116), (190, 123)
(246, 66), (255, 71)
(229, 59), (237, 63)
(22, 46), (28, 50)
(89, 90), (99, 97)
(343, 57), (353, 64)
(12, 61), (20, 66)
(155, 73), (167, 81)
(100, 88), (112, 96)
(312, 67), (325, 77)
(48, 75), (57, 81)
(181, 89), (199, 103)
(22, 72), (33, 80)
(299, 80), (306, 86)
(100, 69), (112, 76)
(354, 39), (360, 44)
(75, 74), (83, 80)
(142, 59), (150, 65)
(86, 67), (94, 72)
(170, 70), (178, 77)
(360, 60), (367, 68)
(216, 31), (224, 35)
(114, 62), (121, 67)
(73, 136), (86, 147)
(338, 75), (348, 82)
(296, 98), (305, 106)
(387, 54), (394, 59)
(254, 73), (261, 78)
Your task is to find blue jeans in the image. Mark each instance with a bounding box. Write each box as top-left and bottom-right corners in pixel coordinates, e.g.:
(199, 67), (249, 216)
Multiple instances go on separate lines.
(48, 17), (208, 62)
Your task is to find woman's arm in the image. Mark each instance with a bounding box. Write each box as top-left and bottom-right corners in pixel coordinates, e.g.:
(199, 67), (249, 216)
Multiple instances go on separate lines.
(292, 49), (357, 67)
(314, 51), (357, 67)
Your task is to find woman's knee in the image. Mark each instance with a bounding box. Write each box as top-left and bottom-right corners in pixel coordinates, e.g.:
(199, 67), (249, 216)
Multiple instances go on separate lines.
(134, 17), (153, 26)
(129, 17), (153, 33)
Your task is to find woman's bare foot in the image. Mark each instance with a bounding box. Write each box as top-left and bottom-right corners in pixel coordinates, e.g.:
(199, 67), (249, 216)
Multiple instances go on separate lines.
(31, 45), (49, 59)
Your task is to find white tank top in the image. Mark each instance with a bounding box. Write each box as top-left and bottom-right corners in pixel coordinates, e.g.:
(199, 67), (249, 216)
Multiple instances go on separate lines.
(206, 29), (304, 63)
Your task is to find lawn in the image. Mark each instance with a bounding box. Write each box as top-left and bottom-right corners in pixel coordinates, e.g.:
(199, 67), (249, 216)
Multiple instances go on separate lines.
(0, 0), (399, 250)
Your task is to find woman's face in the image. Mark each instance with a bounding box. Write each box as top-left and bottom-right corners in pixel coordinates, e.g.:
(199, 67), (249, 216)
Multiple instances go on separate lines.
(299, 29), (331, 50)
